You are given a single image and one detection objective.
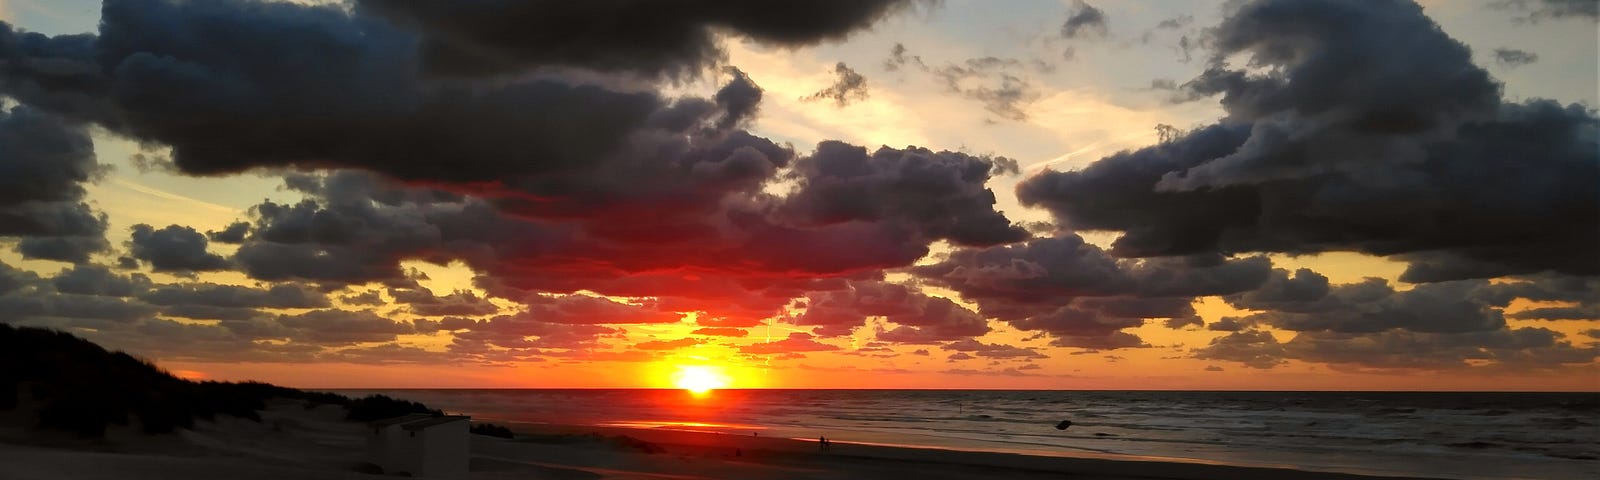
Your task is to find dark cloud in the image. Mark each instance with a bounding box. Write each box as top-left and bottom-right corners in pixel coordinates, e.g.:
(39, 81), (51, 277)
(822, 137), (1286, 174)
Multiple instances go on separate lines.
(915, 235), (1265, 308)
(17, 235), (109, 264)
(714, 67), (763, 129)
(160, 305), (265, 321)
(0, 0), (676, 183)
(1207, 317), (1246, 332)
(888, 45), (1042, 120)
(51, 264), (150, 297)
(871, 296), (991, 344)
(783, 143), (1027, 247)
(450, 311), (620, 351)
(0, 0), (1026, 318)
(1227, 275), (1509, 334)
(0, 105), (100, 207)
(1490, 0), (1599, 23)
(127, 224), (232, 273)
(1018, 0), (1598, 281)
(139, 282), (331, 309)
(0, 261), (41, 295)
(0, 105), (109, 263)
(1198, 327), (1599, 371)
(341, 290), (385, 307)
(0, 291), (157, 324)
(883, 43), (925, 72)
(206, 221), (250, 244)
(1492, 47), (1540, 68)
(388, 286), (501, 317)
(803, 62), (869, 107)
(793, 281), (987, 342)
(940, 338), (1047, 359)
(1510, 304), (1600, 320)
(520, 295), (683, 325)
(1061, 0), (1109, 39)
(1194, 330), (1287, 369)
(931, 59), (1039, 121)
(914, 233), (1270, 349)
(323, 343), (457, 365)
(274, 309), (415, 346)
(357, 0), (920, 78)
(1156, 14), (1193, 30)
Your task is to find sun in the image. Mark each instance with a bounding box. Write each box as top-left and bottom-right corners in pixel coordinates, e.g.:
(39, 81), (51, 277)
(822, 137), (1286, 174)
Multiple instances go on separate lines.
(671, 365), (730, 395)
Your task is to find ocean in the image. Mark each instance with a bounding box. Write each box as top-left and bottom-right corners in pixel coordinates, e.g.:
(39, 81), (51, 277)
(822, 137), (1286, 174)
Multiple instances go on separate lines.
(335, 389), (1599, 480)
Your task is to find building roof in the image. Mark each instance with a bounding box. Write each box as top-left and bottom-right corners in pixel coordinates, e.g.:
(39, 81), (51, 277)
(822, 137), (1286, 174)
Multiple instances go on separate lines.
(368, 413), (436, 428)
(400, 415), (470, 431)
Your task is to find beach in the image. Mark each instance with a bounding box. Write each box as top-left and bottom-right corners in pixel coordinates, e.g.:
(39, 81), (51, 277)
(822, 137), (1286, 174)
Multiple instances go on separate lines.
(0, 399), (1454, 480)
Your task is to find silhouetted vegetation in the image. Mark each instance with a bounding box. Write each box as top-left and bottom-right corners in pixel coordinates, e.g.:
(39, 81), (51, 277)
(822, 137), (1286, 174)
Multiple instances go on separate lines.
(0, 325), (444, 438)
(345, 394), (442, 422)
(470, 422), (515, 439)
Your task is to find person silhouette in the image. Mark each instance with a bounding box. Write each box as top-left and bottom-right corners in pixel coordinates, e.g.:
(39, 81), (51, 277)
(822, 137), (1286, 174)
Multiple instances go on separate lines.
(819, 436), (828, 451)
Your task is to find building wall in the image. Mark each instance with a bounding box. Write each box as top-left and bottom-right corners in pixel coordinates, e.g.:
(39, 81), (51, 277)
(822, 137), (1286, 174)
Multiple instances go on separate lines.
(365, 418), (470, 478)
(366, 425), (412, 471)
(417, 421), (469, 479)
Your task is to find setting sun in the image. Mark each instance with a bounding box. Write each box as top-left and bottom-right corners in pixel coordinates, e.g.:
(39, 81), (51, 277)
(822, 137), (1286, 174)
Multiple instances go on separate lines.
(671, 366), (730, 395)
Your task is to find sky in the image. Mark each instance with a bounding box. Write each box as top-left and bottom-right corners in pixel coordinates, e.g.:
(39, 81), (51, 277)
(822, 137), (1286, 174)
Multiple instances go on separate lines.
(0, 0), (1596, 391)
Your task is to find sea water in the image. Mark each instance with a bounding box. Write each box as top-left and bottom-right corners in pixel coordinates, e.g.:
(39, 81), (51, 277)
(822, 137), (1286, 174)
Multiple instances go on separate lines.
(334, 389), (1599, 480)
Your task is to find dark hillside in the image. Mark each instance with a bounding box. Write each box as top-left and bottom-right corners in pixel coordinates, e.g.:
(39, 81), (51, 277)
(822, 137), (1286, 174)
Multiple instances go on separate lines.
(0, 324), (438, 438)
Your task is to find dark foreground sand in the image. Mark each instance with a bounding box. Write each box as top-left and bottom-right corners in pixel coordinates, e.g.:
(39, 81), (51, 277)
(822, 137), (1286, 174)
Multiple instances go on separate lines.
(0, 400), (1450, 480)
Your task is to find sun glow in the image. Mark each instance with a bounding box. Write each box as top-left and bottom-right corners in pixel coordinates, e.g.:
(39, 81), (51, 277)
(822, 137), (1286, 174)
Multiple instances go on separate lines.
(671, 365), (730, 395)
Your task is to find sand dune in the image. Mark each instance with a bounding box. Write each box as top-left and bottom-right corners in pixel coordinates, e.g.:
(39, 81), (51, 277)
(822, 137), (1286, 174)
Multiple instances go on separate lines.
(0, 400), (1448, 480)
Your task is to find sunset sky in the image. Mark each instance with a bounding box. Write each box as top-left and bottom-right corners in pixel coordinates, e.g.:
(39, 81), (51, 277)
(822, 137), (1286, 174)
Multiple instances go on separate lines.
(0, 0), (1595, 391)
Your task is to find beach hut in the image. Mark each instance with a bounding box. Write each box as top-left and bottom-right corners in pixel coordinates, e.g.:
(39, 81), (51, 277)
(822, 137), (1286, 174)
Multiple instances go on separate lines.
(366, 414), (471, 479)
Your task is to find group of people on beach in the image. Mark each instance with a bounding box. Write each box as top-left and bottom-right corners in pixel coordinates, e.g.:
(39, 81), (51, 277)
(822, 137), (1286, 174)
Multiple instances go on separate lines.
(818, 436), (832, 451)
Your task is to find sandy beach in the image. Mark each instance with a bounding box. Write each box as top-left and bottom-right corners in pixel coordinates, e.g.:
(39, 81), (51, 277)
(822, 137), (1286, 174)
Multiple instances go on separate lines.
(0, 399), (1453, 480)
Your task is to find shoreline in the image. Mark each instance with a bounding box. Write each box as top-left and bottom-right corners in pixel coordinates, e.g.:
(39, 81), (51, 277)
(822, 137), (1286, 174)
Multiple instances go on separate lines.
(487, 420), (1454, 480)
(0, 399), (1481, 480)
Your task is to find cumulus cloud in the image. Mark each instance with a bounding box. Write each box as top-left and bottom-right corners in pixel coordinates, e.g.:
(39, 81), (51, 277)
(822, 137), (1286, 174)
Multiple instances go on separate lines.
(274, 309), (415, 346)
(1198, 327), (1598, 371)
(1223, 270), (1516, 333)
(206, 221), (250, 244)
(139, 282), (331, 309)
(0, 105), (109, 263)
(128, 224), (232, 272)
(0, 0), (789, 186)
(940, 338), (1047, 359)
(914, 234), (1265, 348)
(794, 280), (989, 341)
(51, 264), (150, 297)
(1017, 0), (1597, 282)
(0, 1), (1028, 330)
(389, 286), (500, 317)
(357, 0), (921, 78)
(782, 143), (1027, 247)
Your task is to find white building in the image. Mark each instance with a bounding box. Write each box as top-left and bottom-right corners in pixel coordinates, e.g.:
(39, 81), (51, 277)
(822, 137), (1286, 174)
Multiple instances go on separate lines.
(366, 414), (470, 479)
